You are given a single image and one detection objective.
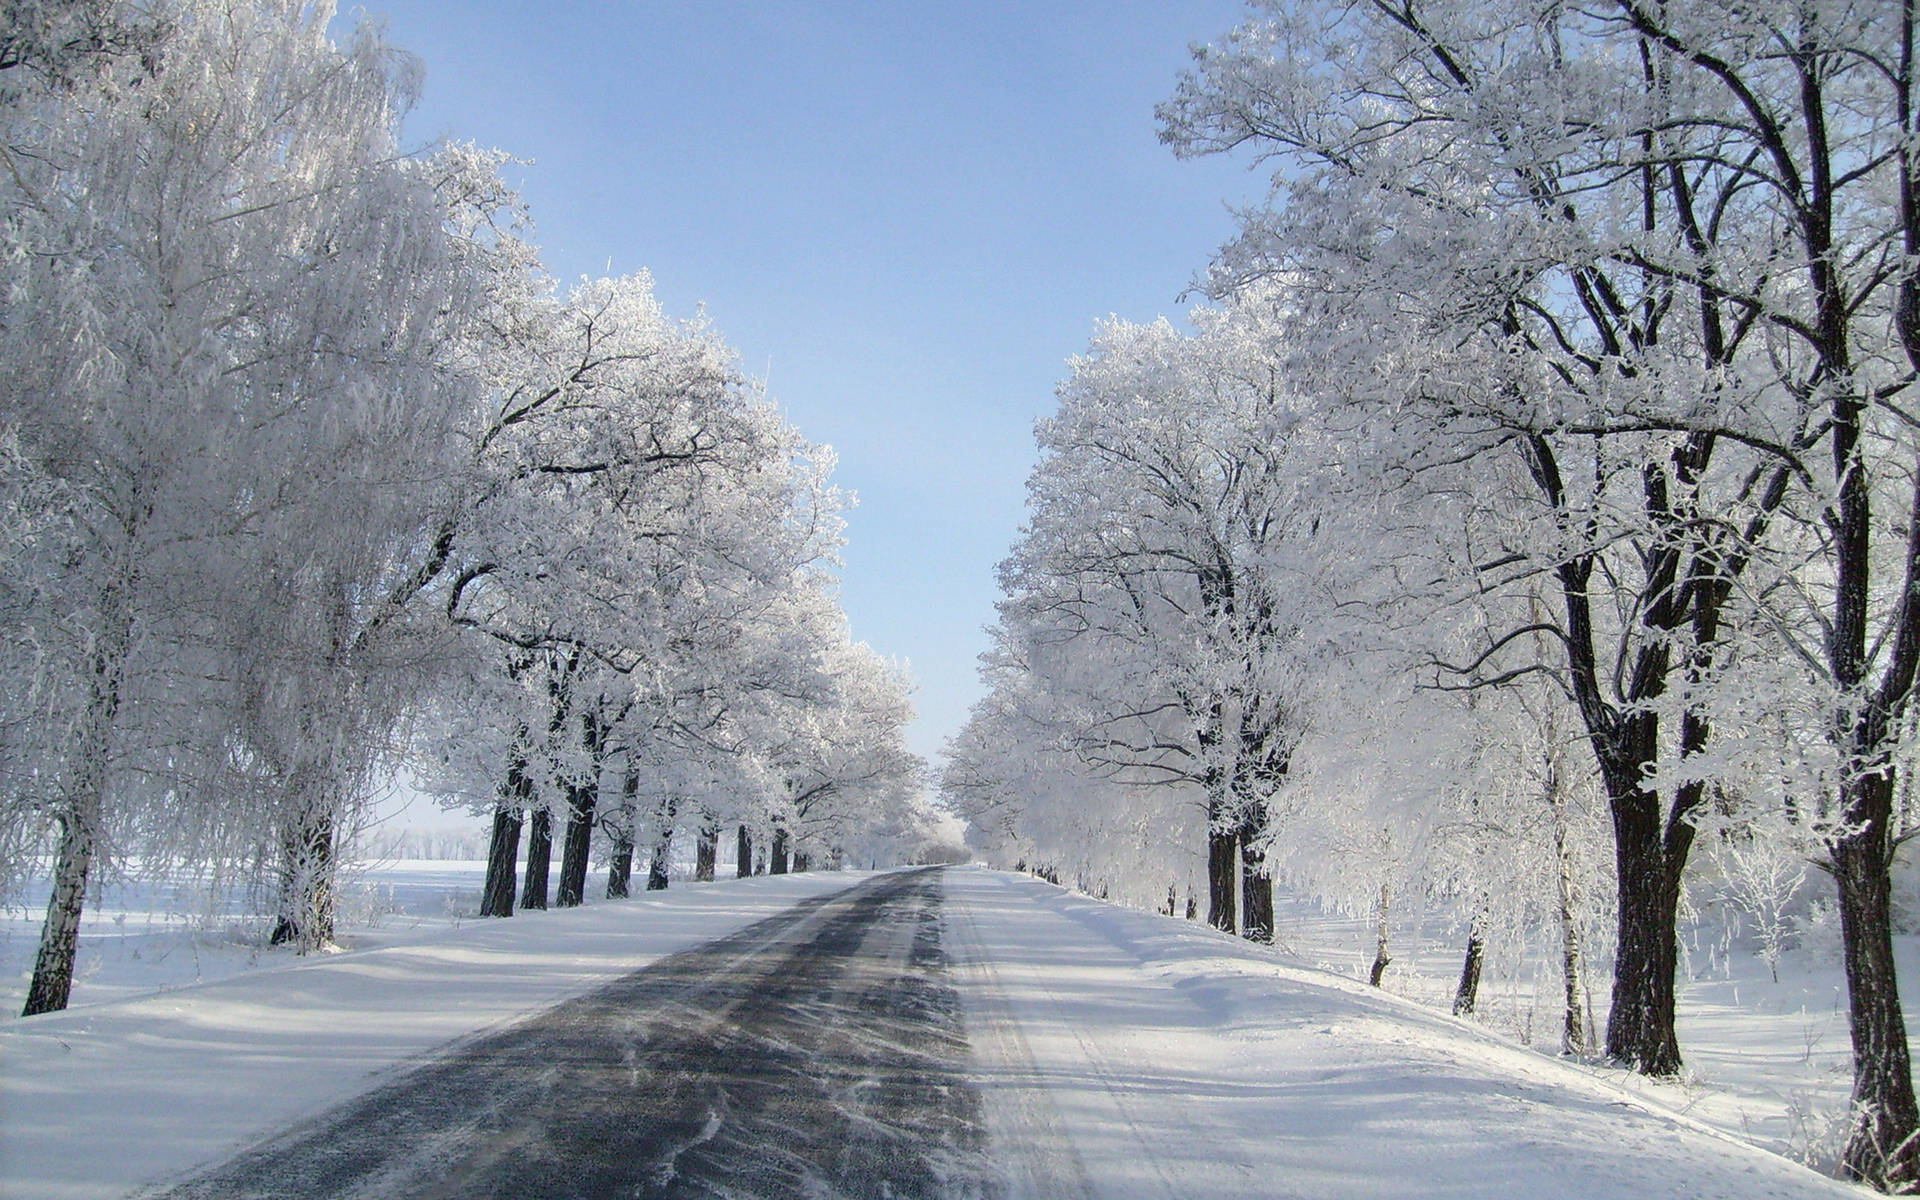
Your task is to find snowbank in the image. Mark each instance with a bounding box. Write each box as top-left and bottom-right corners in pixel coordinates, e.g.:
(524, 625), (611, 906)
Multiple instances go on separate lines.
(945, 867), (1862, 1199)
(1, 871), (869, 1199)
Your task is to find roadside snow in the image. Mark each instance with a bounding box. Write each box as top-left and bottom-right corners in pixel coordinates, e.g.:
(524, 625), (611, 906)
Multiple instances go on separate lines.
(944, 866), (1861, 1199)
(1, 864), (1881, 1199)
(0, 870), (869, 1200)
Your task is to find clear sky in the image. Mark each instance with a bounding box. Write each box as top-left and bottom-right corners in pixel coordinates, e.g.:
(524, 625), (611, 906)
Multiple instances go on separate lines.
(342, 1), (1261, 767)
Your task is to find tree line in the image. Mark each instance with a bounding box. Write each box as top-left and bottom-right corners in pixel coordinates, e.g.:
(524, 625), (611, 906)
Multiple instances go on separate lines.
(0, 0), (926, 1022)
(942, 0), (1920, 1190)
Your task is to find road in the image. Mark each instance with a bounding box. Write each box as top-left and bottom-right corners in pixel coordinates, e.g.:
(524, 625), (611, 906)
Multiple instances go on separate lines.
(153, 868), (998, 1200)
(141, 866), (1860, 1200)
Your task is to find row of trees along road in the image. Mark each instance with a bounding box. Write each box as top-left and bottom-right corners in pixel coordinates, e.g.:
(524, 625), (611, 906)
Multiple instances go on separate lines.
(943, 0), (1920, 1190)
(0, 0), (928, 1021)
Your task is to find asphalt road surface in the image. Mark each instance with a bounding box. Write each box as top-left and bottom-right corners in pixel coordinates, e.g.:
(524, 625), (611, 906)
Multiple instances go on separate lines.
(151, 868), (997, 1200)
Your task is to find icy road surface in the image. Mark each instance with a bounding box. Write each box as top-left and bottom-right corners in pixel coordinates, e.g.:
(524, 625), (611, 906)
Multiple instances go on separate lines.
(150, 868), (990, 1199)
(3, 865), (1865, 1198)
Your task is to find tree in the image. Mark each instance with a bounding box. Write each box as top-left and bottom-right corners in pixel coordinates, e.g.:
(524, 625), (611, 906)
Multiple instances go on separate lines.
(951, 307), (1350, 929)
(1162, 0), (1920, 1182)
(0, 0), (488, 1003)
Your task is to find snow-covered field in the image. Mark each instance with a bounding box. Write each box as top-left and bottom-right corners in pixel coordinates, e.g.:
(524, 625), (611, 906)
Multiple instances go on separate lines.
(0, 859), (501, 1016)
(1256, 888), (1897, 1176)
(0, 861), (1892, 1197)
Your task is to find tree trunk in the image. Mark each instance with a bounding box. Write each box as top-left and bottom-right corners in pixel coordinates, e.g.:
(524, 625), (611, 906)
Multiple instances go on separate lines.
(1368, 882), (1392, 987)
(1206, 826), (1237, 934)
(736, 824), (753, 879)
(605, 766), (639, 899)
(646, 796), (675, 890)
(1452, 912), (1486, 1017)
(769, 826), (790, 875)
(555, 790), (596, 907)
(555, 712), (606, 908)
(25, 566), (133, 1015)
(695, 824), (717, 881)
(480, 804), (522, 918)
(1555, 809), (1590, 1055)
(23, 598), (122, 1012)
(22, 804), (100, 1016)
(270, 798), (336, 952)
(606, 839), (634, 899)
(1602, 785), (1685, 1074)
(1239, 826), (1273, 944)
(521, 808), (551, 910)
(646, 834), (671, 890)
(1833, 773), (1920, 1190)
(793, 851), (810, 873)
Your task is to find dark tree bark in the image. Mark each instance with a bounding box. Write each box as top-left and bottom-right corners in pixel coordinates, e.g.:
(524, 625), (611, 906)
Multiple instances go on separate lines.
(1206, 825), (1237, 934)
(1600, 765), (1689, 1075)
(1833, 791), (1920, 1189)
(606, 767), (639, 900)
(695, 823), (718, 881)
(606, 840), (634, 899)
(23, 806), (99, 1016)
(556, 799), (596, 906)
(521, 808), (551, 910)
(793, 851), (810, 873)
(518, 650), (575, 914)
(1239, 827), (1273, 944)
(480, 804), (523, 918)
(481, 721), (536, 917)
(555, 711), (607, 908)
(24, 588), (125, 1015)
(736, 824), (753, 879)
(769, 826), (790, 875)
(1452, 922), (1485, 1017)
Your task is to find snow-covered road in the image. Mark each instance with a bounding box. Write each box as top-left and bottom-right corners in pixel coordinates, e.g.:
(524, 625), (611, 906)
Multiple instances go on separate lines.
(149, 868), (986, 1199)
(944, 867), (1856, 1199)
(1, 866), (1867, 1198)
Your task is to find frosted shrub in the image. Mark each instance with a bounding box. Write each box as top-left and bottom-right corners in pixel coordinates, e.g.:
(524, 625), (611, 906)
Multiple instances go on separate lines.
(1702, 829), (1811, 983)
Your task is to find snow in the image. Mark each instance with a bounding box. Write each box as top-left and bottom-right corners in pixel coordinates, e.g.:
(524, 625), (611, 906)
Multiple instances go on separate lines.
(0, 867), (868, 1199)
(1251, 886), (1899, 1175)
(0, 862), (1879, 1198)
(943, 867), (1860, 1199)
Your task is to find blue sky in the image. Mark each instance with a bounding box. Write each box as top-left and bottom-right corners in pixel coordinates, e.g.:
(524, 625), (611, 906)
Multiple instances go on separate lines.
(345, 1), (1260, 765)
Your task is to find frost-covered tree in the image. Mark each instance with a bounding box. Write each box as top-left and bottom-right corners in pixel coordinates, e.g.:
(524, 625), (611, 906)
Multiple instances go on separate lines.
(951, 306), (1357, 933)
(1161, 0), (1920, 1182)
(0, 0), (165, 103)
(0, 0), (490, 1004)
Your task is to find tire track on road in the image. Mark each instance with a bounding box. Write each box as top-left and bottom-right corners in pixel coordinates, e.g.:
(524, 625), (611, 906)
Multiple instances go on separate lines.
(147, 868), (995, 1200)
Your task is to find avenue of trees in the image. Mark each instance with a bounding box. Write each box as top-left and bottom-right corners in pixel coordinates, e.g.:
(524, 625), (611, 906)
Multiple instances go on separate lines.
(942, 0), (1920, 1189)
(0, 0), (925, 1019)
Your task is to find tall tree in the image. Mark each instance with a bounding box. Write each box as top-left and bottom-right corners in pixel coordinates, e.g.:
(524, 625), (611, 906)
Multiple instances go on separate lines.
(1162, 0), (1920, 1182)
(0, 0), (486, 1002)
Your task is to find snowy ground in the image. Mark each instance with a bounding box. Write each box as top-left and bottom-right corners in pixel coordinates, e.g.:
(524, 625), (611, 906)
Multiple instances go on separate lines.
(1255, 889), (1897, 1174)
(0, 859), (502, 1015)
(1, 867), (870, 1199)
(945, 868), (1855, 1199)
(0, 862), (1888, 1197)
